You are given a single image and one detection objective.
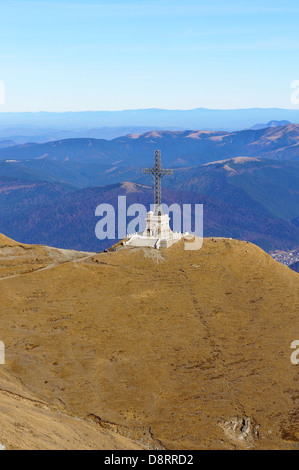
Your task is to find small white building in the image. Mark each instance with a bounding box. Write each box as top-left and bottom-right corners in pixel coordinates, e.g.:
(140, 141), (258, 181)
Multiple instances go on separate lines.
(144, 211), (171, 239)
(126, 210), (185, 249)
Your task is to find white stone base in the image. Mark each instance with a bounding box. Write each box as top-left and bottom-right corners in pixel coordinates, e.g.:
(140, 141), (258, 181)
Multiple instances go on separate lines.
(125, 210), (186, 249)
(125, 233), (183, 249)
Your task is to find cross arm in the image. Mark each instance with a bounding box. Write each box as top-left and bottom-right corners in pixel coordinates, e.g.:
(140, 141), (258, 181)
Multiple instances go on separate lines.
(160, 169), (173, 176)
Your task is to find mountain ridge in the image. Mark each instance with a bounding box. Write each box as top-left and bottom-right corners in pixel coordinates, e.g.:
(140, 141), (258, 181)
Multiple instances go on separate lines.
(0, 124), (299, 166)
(0, 108), (299, 130)
(0, 157), (298, 253)
(0, 178), (297, 253)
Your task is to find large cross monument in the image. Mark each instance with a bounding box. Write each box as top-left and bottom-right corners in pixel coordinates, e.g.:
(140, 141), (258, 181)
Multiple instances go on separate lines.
(125, 150), (184, 249)
(143, 150), (173, 215)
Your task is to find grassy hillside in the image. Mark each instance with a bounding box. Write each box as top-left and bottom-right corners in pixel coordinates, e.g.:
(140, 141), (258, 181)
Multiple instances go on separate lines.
(0, 235), (298, 449)
(0, 369), (143, 451)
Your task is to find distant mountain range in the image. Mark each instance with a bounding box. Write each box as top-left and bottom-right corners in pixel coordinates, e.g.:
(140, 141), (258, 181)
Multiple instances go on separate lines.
(0, 120), (294, 145)
(0, 157), (298, 253)
(0, 126), (185, 144)
(0, 124), (298, 253)
(250, 120), (291, 130)
(0, 140), (16, 149)
(0, 180), (298, 253)
(0, 108), (299, 130)
(0, 124), (299, 166)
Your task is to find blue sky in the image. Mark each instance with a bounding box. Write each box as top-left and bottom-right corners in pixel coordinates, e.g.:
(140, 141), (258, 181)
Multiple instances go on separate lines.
(1, 0), (299, 111)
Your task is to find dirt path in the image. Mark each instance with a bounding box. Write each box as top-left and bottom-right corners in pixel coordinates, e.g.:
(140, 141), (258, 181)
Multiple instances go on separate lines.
(0, 252), (95, 282)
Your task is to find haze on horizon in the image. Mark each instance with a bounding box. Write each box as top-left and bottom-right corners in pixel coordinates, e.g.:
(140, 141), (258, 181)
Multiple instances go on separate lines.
(1, 0), (299, 113)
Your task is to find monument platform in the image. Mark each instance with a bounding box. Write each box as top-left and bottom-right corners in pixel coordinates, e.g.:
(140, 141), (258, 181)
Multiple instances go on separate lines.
(125, 211), (185, 249)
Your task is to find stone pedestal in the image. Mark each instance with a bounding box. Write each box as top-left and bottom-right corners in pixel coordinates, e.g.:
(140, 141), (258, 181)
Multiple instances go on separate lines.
(125, 211), (184, 249)
(143, 211), (172, 239)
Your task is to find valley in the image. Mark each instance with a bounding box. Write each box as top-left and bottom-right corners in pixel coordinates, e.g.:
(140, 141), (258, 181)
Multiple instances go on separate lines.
(0, 154), (297, 255)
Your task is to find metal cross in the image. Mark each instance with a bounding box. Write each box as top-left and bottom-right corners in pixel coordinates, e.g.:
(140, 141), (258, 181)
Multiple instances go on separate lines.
(143, 150), (173, 215)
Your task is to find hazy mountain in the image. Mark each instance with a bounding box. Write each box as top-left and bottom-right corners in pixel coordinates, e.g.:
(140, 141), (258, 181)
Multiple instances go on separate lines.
(0, 157), (298, 252)
(0, 159), (120, 187)
(0, 140), (16, 149)
(1, 180), (298, 253)
(0, 177), (73, 218)
(1, 124), (299, 166)
(250, 120), (291, 130)
(0, 108), (299, 130)
(165, 158), (299, 222)
(0, 156), (298, 217)
(0, 126), (185, 145)
(292, 216), (299, 227)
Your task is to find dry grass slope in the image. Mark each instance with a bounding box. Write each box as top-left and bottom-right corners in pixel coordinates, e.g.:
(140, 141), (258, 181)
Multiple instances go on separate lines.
(0, 235), (298, 450)
(0, 370), (143, 450)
